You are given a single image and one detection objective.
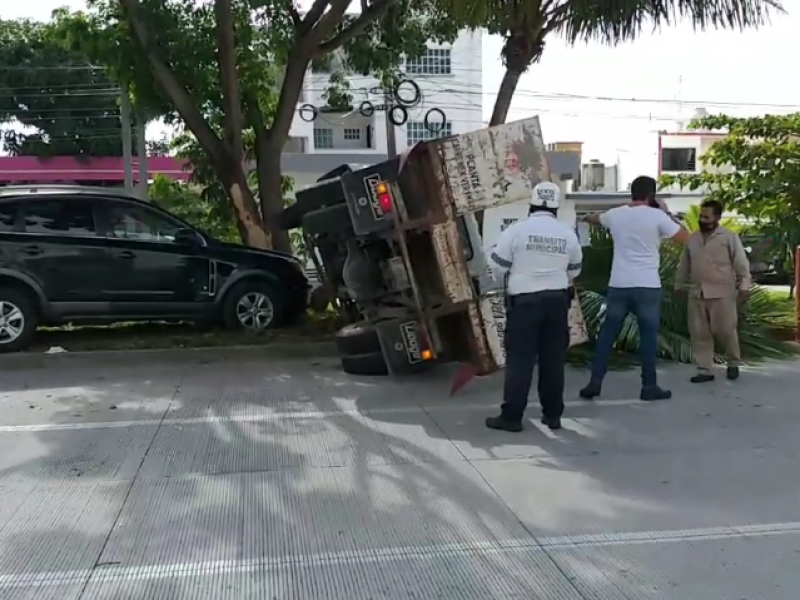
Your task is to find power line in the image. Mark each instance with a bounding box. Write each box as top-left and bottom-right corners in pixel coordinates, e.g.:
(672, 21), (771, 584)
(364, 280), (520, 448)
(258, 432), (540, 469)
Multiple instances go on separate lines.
(4, 62), (798, 110)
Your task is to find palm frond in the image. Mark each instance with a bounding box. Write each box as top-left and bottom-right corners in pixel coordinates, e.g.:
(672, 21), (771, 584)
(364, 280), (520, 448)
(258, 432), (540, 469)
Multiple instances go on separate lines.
(577, 235), (799, 363)
(560, 0), (784, 47)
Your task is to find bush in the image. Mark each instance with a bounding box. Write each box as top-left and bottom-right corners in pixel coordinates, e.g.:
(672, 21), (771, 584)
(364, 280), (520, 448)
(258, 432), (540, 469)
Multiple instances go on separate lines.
(576, 228), (798, 363)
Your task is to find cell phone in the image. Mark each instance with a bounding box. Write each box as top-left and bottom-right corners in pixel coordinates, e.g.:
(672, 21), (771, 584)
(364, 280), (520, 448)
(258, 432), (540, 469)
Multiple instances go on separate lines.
(647, 197), (660, 208)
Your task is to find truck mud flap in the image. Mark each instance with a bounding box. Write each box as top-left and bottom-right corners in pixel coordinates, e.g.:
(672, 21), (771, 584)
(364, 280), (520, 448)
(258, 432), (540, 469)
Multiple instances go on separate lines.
(374, 318), (434, 376)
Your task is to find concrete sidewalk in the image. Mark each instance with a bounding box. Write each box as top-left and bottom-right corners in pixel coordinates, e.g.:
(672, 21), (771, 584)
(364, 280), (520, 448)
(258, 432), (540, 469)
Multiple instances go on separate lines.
(1, 352), (799, 599)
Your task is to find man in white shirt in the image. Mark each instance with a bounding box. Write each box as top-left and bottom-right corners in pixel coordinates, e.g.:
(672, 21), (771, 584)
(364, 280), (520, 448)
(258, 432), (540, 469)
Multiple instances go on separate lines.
(580, 176), (689, 401)
(485, 182), (583, 432)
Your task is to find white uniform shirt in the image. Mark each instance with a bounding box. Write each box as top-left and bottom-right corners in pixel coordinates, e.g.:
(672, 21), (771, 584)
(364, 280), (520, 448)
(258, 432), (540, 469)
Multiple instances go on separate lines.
(600, 205), (680, 288)
(489, 213), (583, 295)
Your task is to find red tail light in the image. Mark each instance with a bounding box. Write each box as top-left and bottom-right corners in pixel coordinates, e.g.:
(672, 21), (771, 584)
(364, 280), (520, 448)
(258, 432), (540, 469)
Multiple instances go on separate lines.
(375, 182), (393, 213)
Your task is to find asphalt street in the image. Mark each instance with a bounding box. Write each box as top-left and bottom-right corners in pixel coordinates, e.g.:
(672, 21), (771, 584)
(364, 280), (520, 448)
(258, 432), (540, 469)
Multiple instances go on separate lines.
(0, 348), (799, 599)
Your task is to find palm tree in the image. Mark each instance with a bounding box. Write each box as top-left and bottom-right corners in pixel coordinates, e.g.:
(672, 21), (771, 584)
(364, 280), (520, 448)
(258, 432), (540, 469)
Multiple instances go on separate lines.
(576, 226), (797, 363)
(439, 0), (784, 128)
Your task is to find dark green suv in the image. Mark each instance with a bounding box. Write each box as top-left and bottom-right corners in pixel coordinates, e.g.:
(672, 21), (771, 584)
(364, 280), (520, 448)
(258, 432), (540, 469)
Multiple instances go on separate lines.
(0, 185), (309, 352)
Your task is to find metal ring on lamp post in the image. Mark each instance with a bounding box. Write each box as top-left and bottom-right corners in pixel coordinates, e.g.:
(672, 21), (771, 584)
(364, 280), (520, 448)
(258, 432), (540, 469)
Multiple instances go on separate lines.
(393, 78), (422, 108)
(298, 104), (318, 122)
(358, 101), (375, 117)
(423, 107), (447, 132)
(388, 104), (408, 126)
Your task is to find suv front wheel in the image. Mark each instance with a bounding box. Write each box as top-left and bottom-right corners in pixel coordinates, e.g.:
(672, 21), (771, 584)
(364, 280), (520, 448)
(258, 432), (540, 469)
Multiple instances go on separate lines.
(221, 280), (285, 332)
(0, 287), (38, 353)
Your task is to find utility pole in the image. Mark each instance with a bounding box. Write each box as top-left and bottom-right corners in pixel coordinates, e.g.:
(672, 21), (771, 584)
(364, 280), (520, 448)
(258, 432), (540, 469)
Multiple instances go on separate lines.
(135, 111), (148, 200)
(384, 89), (398, 159)
(120, 89), (134, 192)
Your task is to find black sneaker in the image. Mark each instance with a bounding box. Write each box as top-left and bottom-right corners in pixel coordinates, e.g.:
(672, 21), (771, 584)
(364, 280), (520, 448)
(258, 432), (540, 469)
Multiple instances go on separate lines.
(540, 415), (562, 430)
(690, 372), (715, 383)
(486, 416), (523, 433)
(726, 366), (740, 380)
(640, 386), (672, 401)
(579, 380), (602, 399)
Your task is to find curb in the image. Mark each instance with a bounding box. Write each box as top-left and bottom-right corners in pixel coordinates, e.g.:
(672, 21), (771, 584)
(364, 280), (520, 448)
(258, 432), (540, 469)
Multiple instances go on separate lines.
(0, 341), (340, 368)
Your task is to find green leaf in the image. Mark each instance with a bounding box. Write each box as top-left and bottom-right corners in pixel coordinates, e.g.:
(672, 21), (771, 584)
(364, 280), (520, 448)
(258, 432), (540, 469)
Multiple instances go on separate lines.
(576, 235), (799, 363)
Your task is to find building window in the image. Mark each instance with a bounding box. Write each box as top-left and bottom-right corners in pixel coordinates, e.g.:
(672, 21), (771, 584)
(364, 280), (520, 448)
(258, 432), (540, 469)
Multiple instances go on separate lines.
(406, 121), (453, 146)
(343, 128), (361, 141)
(406, 48), (452, 75)
(313, 128), (334, 149)
(661, 148), (697, 172)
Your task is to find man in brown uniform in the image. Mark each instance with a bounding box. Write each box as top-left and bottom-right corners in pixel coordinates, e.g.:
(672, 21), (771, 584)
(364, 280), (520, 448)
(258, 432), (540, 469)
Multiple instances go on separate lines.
(675, 200), (751, 383)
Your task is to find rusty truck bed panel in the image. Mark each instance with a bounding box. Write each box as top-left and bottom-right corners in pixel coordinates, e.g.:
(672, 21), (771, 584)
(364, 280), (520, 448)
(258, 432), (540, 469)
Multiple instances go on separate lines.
(435, 117), (552, 216)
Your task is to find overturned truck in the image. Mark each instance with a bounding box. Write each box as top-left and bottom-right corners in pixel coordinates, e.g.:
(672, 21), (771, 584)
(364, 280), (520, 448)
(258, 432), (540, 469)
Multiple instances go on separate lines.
(278, 117), (588, 380)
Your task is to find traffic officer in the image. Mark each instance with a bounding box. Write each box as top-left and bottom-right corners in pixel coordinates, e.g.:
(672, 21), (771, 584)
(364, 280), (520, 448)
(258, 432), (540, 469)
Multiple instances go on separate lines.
(485, 182), (582, 432)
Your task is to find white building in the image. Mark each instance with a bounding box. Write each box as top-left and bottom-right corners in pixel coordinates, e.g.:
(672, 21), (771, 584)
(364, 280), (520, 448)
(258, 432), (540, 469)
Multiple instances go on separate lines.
(283, 31), (483, 193)
(656, 110), (730, 213)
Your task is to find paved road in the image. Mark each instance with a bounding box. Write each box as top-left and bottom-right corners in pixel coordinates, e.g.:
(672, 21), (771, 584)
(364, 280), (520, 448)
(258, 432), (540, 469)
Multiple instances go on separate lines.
(1, 350), (800, 599)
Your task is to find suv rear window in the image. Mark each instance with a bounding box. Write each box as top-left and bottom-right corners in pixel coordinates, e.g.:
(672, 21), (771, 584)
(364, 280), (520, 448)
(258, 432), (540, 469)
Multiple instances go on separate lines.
(0, 203), (18, 232)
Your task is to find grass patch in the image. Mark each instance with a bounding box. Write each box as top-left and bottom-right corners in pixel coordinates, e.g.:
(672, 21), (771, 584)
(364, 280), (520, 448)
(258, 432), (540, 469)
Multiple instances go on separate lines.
(32, 313), (343, 353)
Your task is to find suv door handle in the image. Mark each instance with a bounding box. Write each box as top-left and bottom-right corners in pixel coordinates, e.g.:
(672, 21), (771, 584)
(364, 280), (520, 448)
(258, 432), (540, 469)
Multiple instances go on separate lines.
(21, 245), (42, 256)
(118, 251), (136, 259)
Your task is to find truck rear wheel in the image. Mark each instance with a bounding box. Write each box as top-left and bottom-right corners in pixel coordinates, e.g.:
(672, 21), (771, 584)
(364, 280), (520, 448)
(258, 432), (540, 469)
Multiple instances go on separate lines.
(341, 352), (389, 376)
(335, 323), (382, 355)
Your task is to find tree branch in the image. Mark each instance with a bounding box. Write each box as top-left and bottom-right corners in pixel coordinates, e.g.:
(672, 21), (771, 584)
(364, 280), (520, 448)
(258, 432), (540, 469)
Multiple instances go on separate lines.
(302, 0), (331, 30)
(118, 0), (229, 168)
(287, 4), (302, 29)
(267, 52), (310, 143)
(308, 0), (351, 46)
(315, 0), (397, 55)
(215, 0), (244, 163)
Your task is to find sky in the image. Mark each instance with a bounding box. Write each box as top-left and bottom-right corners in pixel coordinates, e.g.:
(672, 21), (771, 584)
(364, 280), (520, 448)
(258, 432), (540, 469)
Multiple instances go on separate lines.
(6, 0), (800, 186)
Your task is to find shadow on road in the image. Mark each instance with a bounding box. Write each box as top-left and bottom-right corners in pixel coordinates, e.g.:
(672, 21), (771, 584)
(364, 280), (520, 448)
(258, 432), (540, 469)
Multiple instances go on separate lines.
(1, 352), (800, 599)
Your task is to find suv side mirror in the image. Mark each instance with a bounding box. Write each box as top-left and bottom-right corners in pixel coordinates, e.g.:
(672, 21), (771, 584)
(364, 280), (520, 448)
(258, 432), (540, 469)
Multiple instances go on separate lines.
(174, 228), (201, 246)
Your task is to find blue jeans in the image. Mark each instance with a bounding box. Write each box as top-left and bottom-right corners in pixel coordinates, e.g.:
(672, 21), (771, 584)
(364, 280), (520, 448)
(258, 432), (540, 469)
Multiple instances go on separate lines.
(590, 287), (662, 388)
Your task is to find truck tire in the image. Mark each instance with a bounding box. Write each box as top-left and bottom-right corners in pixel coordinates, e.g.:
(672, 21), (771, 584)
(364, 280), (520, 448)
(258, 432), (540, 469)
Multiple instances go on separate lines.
(335, 323), (381, 355)
(341, 352), (389, 376)
(303, 204), (353, 241)
(277, 203), (305, 230)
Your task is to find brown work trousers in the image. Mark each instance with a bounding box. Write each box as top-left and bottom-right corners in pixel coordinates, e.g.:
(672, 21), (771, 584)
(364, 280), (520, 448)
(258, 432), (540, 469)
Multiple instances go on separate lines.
(687, 296), (741, 370)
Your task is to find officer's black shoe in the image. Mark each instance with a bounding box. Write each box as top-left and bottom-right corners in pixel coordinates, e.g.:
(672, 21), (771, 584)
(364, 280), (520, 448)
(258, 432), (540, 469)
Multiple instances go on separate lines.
(486, 416), (523, 433)
(690, 372), (715, 383)
(726, 366), (740, 380)
(579, 380), (602, 399)
(640, 386), (672, 401)
(540, 415), (562, 430)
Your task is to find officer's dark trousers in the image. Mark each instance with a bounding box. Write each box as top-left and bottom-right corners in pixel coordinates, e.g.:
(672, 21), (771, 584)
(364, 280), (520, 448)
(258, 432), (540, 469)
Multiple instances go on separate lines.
(501, 290), (570, 423)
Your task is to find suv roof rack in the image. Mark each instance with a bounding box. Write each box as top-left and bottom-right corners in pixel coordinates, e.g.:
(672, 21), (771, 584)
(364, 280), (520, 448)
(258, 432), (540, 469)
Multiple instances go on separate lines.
(0, 184), (143, 200)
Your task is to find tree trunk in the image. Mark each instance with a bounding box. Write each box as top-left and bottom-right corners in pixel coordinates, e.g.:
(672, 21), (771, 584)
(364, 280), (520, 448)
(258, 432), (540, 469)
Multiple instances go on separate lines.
(120, 0), (270, 249)
(215, 0), (244, 163)
(221, 161), (272, 249)
(246, 52), (310, 255)
(254, 131), (292, 253)
(489, 68), (522, 128)
(475, 68), (523, 233)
